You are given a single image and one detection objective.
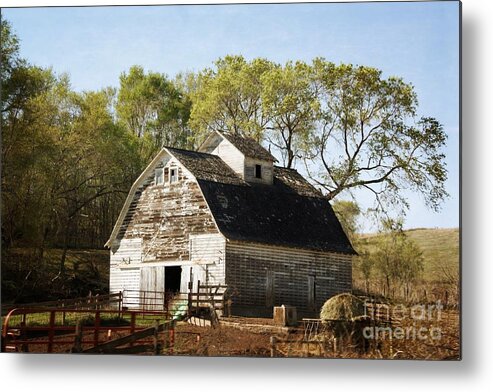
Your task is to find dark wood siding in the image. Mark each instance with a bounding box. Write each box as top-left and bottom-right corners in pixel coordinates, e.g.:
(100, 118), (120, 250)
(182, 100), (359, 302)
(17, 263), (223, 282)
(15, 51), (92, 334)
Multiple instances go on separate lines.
(225, 241), (352, 317)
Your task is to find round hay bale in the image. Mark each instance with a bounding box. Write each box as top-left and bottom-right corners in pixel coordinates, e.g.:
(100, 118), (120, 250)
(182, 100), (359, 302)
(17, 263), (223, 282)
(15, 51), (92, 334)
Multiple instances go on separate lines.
(320, 293), (372, 353)
(320, 293), (365, 321)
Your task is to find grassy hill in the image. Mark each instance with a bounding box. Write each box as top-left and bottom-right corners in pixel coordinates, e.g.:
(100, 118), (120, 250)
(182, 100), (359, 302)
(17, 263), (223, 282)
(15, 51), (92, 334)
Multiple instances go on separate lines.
(357, 228), (459, 283)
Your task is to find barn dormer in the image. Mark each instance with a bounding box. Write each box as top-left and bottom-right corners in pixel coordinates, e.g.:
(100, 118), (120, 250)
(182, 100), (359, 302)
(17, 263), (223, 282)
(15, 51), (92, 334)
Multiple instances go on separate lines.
(198, 131), (277, 185)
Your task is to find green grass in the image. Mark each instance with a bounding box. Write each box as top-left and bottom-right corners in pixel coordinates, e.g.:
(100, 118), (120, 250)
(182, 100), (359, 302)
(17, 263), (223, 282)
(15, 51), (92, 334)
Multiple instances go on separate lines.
(3, 311), (165, 329)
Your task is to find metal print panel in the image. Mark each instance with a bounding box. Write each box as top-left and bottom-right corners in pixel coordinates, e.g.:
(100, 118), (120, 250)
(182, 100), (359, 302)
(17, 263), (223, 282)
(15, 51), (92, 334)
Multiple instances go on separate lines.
(0, 0), (460, 360)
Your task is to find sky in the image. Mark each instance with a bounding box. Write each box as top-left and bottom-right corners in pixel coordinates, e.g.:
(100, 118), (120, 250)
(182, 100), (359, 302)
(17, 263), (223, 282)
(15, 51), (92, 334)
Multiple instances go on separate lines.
(2, 1), (460, 231)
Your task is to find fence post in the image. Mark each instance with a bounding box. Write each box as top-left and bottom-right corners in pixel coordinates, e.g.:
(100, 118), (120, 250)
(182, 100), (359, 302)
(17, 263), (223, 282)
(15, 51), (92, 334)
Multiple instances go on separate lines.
(168, 321), (175, 355)
(62, 301), (66, 326)
(72, 320), (83, 353)
(94, 311), (101, 347)
(130, 312), (136, 347)
(20, 321), (28, 352)
(48, 310), (55, 353)
(270, 336), (277, 358)
(153, 320), (160, 355)
(197, 280), (201, 309)
(118, 291), (122, 320)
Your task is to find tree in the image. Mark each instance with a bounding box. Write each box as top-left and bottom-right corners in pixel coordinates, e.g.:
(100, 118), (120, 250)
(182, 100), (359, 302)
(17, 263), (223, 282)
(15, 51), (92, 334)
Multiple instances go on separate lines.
(331, 200), (361, 243)
(261, 61), (318, 168)
(355, 251), (373, 295)
(1, 19), (59, 250)
(116, 65), (191, 162)
(371, 219), (424, 300)
(189, 55), (275, 143)
(306, 58), (448, 214)
(190, 56), (448, 217)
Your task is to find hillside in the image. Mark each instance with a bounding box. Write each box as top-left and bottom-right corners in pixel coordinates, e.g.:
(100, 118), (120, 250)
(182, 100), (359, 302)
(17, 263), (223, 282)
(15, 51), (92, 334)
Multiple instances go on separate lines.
(357, 228), (459, 283)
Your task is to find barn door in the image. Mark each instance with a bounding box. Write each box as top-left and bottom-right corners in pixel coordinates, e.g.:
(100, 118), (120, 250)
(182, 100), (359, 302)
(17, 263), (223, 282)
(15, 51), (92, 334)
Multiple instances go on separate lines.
(140, 266), (165, 310)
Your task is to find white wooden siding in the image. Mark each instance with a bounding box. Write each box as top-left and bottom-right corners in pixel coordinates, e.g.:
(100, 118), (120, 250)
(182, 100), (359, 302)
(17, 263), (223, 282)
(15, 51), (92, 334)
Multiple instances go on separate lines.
(211, 138), (245, 177)
(140, 266), (165, 292)
(110, 238), (143, 295)
(109, 267), (140, 296)
(188, 233), (226, 288)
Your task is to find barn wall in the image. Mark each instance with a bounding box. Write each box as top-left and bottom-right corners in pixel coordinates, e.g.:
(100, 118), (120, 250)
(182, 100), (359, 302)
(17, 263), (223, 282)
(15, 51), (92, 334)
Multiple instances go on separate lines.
(188, 234), (226, 287)
(109, 238), (142, 295)
(225, 241), (352, 317)
(110, 156), (221, 296)
(113, 157), (219, 263)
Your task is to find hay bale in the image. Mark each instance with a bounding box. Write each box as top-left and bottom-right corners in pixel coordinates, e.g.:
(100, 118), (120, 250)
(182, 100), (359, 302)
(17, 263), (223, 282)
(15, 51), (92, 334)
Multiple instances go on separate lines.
(320, 293), (365, 321)
(320, 293), (371, 353)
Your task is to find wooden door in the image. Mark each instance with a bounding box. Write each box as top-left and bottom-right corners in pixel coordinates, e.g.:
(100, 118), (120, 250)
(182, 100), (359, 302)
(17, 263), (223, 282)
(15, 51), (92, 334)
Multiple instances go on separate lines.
(140, 266), (165, 310)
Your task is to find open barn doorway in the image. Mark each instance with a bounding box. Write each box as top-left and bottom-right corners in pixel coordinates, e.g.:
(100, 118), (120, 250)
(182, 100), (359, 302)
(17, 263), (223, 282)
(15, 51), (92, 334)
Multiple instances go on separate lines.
(165, 266), (182, 293)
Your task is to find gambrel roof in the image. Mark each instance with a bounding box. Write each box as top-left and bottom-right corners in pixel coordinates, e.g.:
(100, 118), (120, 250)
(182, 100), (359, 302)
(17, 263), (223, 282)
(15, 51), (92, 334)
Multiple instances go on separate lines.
(106, 146), (355, 255)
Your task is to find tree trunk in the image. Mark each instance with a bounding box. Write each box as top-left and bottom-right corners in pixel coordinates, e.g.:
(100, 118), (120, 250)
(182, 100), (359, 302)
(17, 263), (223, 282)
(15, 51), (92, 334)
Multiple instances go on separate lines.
(59, 222), (71, 275)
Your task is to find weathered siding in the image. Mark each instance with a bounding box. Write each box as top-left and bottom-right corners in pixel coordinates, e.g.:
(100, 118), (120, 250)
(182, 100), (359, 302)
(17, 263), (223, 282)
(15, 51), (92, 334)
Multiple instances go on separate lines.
(110, 238), (142, 295)
(189, 234), (226, 285)
(114, 156), (218, 263)
(244, 157), (273, 185)
(110, 267), (140, 296)
(225, 241), (352, 317)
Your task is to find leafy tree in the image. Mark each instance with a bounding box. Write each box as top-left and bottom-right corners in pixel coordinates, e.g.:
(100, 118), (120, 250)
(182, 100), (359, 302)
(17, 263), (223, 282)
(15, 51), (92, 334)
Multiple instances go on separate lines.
(355, 251), (373, 295)
(190, 56), (448, 217)
(371, 219), (424, 300)
(331, 200), (361, 243)
(306, 58), (448, 214)
(189, 55), (275, 143)
(261, 61), (318, 168)
(116, 65), (191, 162)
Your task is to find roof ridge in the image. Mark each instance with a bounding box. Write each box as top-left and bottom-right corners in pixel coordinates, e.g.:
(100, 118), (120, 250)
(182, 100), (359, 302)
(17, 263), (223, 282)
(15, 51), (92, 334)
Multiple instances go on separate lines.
(164, 145), (219, 157)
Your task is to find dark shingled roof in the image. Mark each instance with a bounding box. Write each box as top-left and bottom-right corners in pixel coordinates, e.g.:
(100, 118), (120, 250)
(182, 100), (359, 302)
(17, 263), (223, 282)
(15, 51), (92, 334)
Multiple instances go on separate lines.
(197, 179), (355, 254)
(222, 133), (277, 162)
(273, 166), (323, 198)
(166, 147), (246, 186)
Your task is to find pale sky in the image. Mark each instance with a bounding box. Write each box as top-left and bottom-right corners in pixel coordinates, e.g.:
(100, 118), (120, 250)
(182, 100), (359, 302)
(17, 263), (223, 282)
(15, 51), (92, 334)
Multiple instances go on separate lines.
(2, 1), (460, 231)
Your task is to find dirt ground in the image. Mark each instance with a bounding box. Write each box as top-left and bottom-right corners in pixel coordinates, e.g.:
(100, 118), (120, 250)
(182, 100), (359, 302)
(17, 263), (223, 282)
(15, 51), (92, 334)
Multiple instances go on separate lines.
(3, 311), (460, 359)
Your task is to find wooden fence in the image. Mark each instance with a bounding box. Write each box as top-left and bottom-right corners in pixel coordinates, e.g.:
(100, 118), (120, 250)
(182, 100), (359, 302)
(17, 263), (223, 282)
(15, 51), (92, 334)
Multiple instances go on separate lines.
(1, 307), (170, 353)
(1, 293), (122, 316)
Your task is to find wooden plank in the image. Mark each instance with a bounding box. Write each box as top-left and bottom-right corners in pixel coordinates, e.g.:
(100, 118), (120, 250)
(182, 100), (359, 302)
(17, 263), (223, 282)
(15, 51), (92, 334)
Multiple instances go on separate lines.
(96, 344), (157, 355)
(266, 271), (274, 308)
(83, 322), (169, 353)
(308, 276), (315, 310)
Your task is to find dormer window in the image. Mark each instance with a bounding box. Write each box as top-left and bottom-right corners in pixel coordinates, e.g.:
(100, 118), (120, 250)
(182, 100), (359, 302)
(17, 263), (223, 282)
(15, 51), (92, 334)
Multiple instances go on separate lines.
(155, 168), (164, 185)
(255, 164), (262, 179)
(169, 167), (178, 183)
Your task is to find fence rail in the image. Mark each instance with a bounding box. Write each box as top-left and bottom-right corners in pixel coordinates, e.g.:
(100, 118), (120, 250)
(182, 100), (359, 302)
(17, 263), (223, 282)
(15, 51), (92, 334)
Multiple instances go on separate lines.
(1, 293), (122, 316)
(1, 307), (170, 353)
(1, 284), (231, 353)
